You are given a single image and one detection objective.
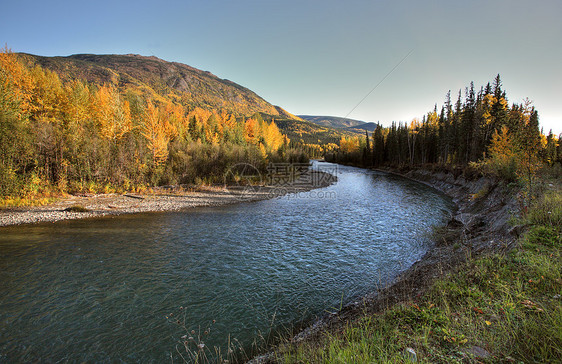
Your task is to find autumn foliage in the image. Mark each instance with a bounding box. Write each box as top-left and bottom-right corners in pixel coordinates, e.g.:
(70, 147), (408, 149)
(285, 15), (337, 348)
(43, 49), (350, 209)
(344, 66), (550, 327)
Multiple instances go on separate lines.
(0, 50), (291, 200)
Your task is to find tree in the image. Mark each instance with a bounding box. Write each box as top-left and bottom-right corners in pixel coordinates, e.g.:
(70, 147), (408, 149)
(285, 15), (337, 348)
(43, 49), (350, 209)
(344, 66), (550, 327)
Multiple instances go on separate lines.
(543, 130), (557, 166)
(0, 49), (35, 119)
(460, 82), (476, 164)
(517, 106), (542, 204)
(93, 84), (132, 141)
(339, 136), (359, 153)
(372, 124), (385, 167)
(485, 126), (518, 181)
(262, 120), (285, 153)
(142, 101), (169, 166)
(363, 130), (371, 166)
(188, 115), (199, 141)
(407, 119), (420, 166)
(244, 117), (258, 145)
(490, 74), (508, 135)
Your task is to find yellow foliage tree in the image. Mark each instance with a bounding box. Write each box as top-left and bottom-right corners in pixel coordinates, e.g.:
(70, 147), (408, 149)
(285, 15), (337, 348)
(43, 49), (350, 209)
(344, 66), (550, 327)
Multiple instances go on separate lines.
(65, 80), (91, 124)
(93, 84), (132, 141)
(0, 49), (35, 119)
(245, 118), (258, 145)
(485, 126), (518, 181)
(142, 101), (169, 166)
(160, 101), (182, 140)
(339, 136), (359, 153)
(262, 120), (285, 152)
(29, 66), (67, 123)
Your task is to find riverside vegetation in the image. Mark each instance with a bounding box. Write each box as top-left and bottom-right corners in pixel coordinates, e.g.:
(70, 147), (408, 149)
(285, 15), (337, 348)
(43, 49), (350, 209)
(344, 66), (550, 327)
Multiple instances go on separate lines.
(265, 77), (561, 363)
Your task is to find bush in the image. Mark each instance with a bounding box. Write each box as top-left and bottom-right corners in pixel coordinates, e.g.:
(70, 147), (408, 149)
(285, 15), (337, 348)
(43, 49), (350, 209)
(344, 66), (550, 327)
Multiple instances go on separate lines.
(64, 205), (90, 212)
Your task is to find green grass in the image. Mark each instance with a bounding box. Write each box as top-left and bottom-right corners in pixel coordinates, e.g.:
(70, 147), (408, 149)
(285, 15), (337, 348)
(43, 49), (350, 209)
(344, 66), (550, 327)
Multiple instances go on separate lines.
(276, 190), (562, 363)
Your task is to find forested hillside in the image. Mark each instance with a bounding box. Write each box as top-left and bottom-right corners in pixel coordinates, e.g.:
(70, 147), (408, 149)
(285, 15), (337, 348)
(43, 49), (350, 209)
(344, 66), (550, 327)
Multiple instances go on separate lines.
(298, 115), (365, 129)
(0, 50), (305, 204)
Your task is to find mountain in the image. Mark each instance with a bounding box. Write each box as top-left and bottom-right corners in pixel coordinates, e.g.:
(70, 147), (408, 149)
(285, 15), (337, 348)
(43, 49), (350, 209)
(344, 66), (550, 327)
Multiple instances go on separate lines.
(18, 53), (300, 119)
(345, 122), (379, 132)
(298, 115), (366, 129)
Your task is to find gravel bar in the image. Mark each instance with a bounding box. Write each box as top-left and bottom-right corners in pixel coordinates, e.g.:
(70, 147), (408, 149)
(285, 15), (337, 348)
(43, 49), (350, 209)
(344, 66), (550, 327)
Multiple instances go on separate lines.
(0, 171), (336, 227)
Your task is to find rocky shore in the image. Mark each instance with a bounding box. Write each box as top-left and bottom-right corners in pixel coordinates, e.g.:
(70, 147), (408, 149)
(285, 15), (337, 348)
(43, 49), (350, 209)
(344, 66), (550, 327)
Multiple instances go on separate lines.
(257, 167), (521, 360)
(0, 170), (336, 227)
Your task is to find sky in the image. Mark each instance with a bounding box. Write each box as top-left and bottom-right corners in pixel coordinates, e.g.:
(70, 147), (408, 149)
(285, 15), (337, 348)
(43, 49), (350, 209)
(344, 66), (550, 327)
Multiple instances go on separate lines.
(1, 0), (561, 134)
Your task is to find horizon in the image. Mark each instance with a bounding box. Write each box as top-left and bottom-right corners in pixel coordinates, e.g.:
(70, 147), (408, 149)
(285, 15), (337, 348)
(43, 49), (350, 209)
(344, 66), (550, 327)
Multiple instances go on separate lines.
(2, 0), (561, 134)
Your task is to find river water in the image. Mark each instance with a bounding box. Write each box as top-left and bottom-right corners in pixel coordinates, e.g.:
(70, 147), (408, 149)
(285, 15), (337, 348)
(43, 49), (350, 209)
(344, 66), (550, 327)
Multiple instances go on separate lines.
(0, 162), (453, 362)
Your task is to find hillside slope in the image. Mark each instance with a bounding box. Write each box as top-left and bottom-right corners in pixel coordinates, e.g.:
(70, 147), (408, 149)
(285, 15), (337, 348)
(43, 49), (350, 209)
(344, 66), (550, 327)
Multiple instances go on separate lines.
(18, 53), (299, 118)
(299, 115), (365, 129)
(345, 122), (379, 132)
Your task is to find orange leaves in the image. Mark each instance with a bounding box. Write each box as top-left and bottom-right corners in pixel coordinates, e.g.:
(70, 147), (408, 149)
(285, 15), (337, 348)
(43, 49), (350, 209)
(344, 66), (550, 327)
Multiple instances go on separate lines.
(0, 50), (73, 123)
(243, 117), (286, 153)
(0, 49), (35, 119)
(472, 307), (484, 314)
(489, 126), (514, 155)
(219, 110), (237, 129)
(142, 101), (169, 166)
(1, 46), (292, 174)
(93, 84), (132, 140)
(180, 108), (286, 153)
(262, 120), (285, 152)
(29, 66), (67, 123)
(409, 117), (421, 132)
(245, 117), (258, 144)
(339, 136), (359, 153)
(160, 101), (182, 140)
(188, 108), (212, 128)
(65, 80), (90, 124)
(426, 111), (439, 127)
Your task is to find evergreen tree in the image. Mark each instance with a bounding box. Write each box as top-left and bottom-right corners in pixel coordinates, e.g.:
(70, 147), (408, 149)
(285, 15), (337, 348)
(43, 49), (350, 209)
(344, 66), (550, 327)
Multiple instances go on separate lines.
(372, 124), (385, 166)
(363, 130), (371, 166)
(490, 74), (509, 133)
(543, 130), (557, 165)
(460, 82), (476, 164)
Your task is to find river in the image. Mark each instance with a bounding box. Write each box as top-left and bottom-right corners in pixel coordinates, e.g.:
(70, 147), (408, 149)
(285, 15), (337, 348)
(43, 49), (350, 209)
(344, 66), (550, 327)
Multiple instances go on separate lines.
(0, 162), (453, 362)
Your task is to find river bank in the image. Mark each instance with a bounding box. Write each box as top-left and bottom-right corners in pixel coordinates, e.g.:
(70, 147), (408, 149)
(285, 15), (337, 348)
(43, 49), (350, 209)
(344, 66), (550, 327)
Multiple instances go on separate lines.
(0, 170), (336, 227)
(254, 165), (528, 363)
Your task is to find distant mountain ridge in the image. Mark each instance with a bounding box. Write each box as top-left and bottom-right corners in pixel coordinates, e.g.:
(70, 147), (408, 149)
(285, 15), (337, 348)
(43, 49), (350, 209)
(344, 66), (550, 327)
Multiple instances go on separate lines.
(298, 115), (366, 129)
(18, 53), (300, 119)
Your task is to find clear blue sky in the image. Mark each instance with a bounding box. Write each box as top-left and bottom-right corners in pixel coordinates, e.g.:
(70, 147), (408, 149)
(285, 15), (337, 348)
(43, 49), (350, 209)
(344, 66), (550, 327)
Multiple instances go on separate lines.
(2, 0), (561, 133)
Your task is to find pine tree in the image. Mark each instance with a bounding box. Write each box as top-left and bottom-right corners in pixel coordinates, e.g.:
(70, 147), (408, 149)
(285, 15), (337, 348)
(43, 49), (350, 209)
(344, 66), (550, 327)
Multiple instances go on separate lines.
(490, 74), (508, 134)
(373, 124), (385, 166)
(460, 82), (476, 164)
(363, 130), (371, 166)
(543, 130), (557, 165)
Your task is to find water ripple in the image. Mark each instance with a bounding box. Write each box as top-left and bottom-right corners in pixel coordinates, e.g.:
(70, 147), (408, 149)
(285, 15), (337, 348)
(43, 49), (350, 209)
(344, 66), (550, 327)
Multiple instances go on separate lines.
(0, 162), (453, 362)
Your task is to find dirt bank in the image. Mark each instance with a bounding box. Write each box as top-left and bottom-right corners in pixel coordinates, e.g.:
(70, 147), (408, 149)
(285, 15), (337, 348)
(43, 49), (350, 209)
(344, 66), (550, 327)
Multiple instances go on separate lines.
(255, 167), (522, 362)
(0, 170), (336, 227)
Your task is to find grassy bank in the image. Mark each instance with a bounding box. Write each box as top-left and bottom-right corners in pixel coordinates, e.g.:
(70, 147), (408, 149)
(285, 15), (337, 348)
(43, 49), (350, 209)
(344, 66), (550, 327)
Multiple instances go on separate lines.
(273, 188), (561, 363)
